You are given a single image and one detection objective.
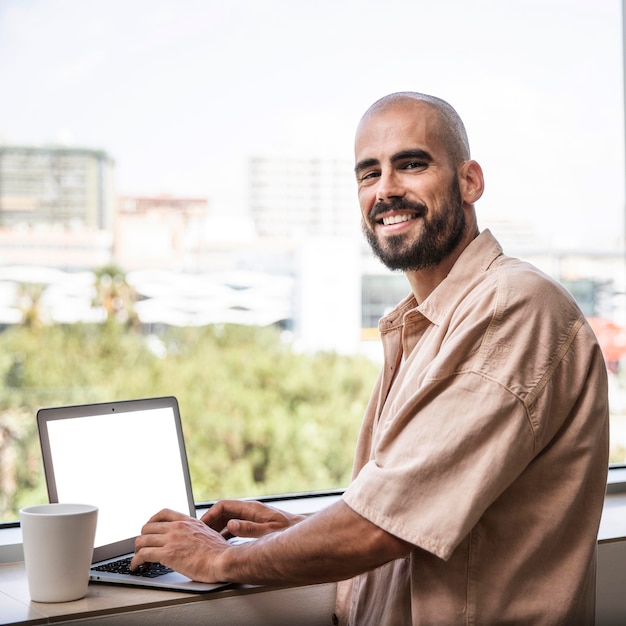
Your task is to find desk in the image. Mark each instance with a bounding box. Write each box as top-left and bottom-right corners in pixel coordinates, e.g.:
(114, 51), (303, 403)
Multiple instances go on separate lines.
(0, 562), (336, 625)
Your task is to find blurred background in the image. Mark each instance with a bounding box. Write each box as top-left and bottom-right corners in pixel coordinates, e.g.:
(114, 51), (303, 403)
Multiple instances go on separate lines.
(0, 0), (623, 521)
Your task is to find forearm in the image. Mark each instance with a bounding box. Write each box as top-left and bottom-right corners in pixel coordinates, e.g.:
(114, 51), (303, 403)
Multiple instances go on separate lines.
(214, 500), (411, 586)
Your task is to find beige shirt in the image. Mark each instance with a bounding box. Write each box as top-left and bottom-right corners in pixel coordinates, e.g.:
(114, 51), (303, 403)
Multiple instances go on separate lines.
(336, 230), (609, 625)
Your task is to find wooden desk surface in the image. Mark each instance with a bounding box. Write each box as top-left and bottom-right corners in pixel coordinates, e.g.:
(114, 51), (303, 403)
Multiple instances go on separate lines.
(0, 561), (336, 626)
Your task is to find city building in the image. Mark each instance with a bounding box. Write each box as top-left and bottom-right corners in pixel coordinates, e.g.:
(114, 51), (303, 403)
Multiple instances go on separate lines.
(115, 195), (210, 271)
(248, 156), (359, 238)
(0, 145), (116, 269)
(0, 145), (115, 230)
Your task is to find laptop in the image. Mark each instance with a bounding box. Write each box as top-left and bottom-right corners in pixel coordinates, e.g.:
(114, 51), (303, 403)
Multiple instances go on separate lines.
(36, 396), (229, 592)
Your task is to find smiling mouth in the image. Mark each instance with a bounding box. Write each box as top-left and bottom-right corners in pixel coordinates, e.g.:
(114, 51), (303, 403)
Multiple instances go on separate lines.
(378, 213), (419, 226)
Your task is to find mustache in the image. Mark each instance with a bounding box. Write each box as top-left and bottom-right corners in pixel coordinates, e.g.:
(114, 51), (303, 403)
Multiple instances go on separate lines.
(369, 198), (428, 222)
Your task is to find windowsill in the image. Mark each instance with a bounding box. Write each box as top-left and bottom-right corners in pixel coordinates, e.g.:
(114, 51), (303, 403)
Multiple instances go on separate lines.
(605, 465), (626, 493)
(599, 466), (626, 543)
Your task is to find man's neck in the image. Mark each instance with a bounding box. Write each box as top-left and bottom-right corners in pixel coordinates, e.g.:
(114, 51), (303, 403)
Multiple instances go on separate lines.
(405, 227), (479, 304)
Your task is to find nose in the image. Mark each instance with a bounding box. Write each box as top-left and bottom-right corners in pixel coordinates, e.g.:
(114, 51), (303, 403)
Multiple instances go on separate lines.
(375, 169), (405, 203)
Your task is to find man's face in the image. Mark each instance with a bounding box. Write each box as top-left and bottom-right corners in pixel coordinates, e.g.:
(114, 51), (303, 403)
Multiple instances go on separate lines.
(354, 101), (466, 272)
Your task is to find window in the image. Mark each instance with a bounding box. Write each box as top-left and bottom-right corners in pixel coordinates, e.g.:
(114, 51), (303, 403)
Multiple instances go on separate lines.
(0, 0), (624, 523)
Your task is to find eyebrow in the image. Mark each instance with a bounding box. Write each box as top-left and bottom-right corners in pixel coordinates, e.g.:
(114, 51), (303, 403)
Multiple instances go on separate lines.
(354, 148), (434, 175)
(391, 148), (433, 163)
(354, 157), (379, 175)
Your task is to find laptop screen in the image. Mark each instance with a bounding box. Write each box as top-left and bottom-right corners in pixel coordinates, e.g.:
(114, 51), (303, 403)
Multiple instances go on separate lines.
(38, 397), (195, 550)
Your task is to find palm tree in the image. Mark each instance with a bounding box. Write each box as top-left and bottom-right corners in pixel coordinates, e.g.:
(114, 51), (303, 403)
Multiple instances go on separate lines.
(16, 282), (46, 329)
(92, 265), (139, 328)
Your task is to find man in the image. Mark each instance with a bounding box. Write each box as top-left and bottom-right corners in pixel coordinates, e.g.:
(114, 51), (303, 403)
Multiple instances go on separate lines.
(132, 92), (609, 625)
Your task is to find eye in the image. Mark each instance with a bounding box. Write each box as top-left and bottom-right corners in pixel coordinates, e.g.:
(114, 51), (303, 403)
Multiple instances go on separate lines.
(358, 170), (380, 182)
(403, 160), (427, 171)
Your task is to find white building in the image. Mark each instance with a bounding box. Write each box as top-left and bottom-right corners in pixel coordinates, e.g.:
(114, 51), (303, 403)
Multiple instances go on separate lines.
(248, 156), (359, 239)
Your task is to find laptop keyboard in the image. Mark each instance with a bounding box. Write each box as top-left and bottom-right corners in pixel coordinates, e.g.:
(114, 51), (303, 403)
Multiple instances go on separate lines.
(92, 557), (173, 578)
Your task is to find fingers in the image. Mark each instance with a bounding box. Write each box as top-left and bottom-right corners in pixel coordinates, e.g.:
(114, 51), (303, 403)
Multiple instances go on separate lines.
(225, 517), (271, 538)
(131, 537), (163, 572)
(131, 509), (192, 572)
(140, 509), (195, 538)
(131, 509), (230, 581)
(146, 508), (189, 525)
(130, 546), (155, 572)
(200, 500), (300, 539)
(201, 500), (264, 531)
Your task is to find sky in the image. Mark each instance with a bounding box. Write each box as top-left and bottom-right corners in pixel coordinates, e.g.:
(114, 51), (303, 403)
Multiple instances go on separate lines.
(0, 0), (623, 248)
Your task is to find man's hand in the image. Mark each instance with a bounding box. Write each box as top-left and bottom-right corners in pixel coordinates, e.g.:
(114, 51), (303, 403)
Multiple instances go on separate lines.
(132, 500), (412, 587)
(131, 508), (229, 582)
(201, 499), (305, 540)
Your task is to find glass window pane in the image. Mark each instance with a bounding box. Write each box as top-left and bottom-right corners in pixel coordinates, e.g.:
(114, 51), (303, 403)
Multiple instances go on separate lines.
(0, 0), (623, 523)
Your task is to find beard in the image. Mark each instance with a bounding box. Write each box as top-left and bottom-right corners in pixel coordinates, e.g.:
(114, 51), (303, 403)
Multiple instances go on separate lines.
(362, 176), (466, 272)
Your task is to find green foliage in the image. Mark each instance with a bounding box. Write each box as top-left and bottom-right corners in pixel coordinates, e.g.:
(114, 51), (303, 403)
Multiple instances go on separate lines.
(92, 264), (139, 328)
(0, 323), (378, 521)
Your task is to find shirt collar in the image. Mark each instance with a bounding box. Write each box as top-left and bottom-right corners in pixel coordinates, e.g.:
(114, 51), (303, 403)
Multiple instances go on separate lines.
(379, 229), (503, 332)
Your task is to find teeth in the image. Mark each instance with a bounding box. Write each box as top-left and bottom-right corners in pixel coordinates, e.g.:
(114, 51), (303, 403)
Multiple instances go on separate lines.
(381, 214), (414, 226)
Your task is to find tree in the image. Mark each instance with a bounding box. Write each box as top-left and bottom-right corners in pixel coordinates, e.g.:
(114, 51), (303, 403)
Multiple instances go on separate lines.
(92, 265), (139, 328)
(0, 322), (379, 521)
(16, 282), (46, 329)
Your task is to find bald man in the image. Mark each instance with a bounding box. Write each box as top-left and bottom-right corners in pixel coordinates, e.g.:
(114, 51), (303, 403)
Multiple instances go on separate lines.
(132, 93), (609, 625)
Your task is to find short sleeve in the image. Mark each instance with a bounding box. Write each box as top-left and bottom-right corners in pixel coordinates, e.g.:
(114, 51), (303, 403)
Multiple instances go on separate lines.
(343, 372), (534, 560)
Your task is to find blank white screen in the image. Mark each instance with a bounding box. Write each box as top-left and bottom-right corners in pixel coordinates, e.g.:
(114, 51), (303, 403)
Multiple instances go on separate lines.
(45, 406), (191, 548)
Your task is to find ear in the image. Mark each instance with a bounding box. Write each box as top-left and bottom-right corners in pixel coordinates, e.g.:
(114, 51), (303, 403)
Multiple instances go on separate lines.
(458, 160), (484, 205)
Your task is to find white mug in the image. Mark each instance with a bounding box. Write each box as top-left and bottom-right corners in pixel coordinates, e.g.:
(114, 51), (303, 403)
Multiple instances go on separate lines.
(19, 503), (98, 603)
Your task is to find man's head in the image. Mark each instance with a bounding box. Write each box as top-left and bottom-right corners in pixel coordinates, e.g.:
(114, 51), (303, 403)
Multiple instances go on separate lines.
(354, 92), (483, 274)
